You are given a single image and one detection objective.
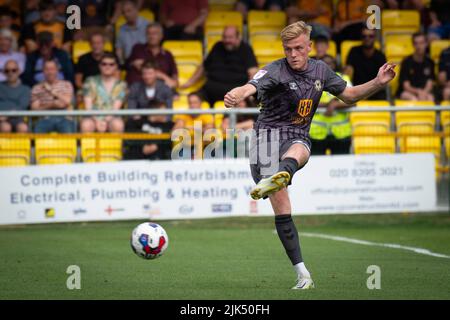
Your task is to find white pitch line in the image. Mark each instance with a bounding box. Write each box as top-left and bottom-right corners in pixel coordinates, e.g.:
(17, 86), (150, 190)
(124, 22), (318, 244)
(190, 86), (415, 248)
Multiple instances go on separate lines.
(300, 232), (450, 259)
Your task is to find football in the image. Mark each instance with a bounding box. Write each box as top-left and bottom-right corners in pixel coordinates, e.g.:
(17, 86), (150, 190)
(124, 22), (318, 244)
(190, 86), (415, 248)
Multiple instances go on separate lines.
(130, 222), (169, 259)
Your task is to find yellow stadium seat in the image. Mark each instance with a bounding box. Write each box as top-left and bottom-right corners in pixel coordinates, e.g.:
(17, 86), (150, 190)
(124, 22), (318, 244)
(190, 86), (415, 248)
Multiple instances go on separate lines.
(253, 40), (284, 67)
(205, 34), (222, 53)
(395, 112), (436, 134)
(381, 10), (420, 37)
(213, 100), (226, 130)
(0, 138), (31, 166)
(340, 40), (381, 66)
(115, 9), (154, 35)
(162, 41), (203, 66)
(351, 100), (391, 135)
(394, 100), (435, 107)
(445, 137), (450, 159)
(353, 136), (396, 154)
(385, 34), (414, 64)
(249, 33), (280, 44)
(72, 41), (113, 64)
(309, 40), (337, 58)
(81, 138), (122, 162)
(208, 0), (235, 11)
(440, 101), (450, 134)
(173, 96), (189, 110)
(430, 40), (450, 65)
(35, 138), (77, 165)
(177, 64), (205, 94)
(400, 136), (441, 159)
(205, 11), (243, 37)
(248, 10), (286, 41)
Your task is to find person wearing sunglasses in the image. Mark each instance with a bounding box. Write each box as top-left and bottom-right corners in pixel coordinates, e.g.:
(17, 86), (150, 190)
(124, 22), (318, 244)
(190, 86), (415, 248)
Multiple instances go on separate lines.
(0, 28), (25, 82)
(0, 60), (30, 133)
(81, 53), (127, 133)
(343, 28), (387, 100)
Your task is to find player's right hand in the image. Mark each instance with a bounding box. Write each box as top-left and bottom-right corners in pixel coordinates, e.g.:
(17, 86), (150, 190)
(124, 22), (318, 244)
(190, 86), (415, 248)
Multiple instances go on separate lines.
(224, 89), (239, 108)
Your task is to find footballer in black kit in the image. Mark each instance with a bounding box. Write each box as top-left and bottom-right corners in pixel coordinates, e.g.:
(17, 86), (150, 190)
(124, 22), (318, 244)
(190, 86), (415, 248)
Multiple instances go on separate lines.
(224, 21), (396, 289)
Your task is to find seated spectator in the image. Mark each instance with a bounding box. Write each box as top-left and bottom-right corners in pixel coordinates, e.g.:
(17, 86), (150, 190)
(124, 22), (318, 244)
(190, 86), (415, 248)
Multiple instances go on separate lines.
(22, 31), (74, 87)
(221, 98), (256, 132)
(332, 0), (367, 49)
(310, 55), (352, 155)
(0, 7), (20, 40)
(173, 92), (213, 131)
(126, 23), (178, 87)
(23, 0), (41, 25)
(160, 0), (208, 40)
(0, 60), (30, 133)
(180, 26), (258, 107)
(310, 35), (333, 61)
(438, 47), (450, 101)
(20, 0), (72, 53)
(81, 53), (127, 133)
(286, 0), (332, 38)
(236, 0), (285, 19)
(31, 59), (75, 133)
(128, 61), (174, 111)
(115, 0), (149, 64)
(343, 28), (387, 100)
(397, 33), (435, 102)
(427, 0), (450, 41)
(0, 28), (25, 82)
(124, 100), (174, 160)
(75, 32), (114, 90)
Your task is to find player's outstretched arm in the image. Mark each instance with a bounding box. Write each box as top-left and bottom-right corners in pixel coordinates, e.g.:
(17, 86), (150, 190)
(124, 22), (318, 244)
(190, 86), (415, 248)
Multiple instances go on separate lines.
(337, 63), (396, 105)
(224, 84), (257, 108)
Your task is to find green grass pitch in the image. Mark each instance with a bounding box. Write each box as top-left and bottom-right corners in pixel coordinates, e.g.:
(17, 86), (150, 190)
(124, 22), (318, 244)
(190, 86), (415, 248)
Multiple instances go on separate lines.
(0, 213), (449, 300)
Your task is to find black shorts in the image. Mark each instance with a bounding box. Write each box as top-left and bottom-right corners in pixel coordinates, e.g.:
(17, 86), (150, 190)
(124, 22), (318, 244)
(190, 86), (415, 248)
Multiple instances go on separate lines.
(249, 126), (311, 185)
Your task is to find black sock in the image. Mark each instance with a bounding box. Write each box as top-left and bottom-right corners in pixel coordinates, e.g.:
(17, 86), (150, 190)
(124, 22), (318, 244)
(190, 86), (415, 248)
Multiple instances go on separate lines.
(278, 157), (298, 179)
(275, 214), (303, 265)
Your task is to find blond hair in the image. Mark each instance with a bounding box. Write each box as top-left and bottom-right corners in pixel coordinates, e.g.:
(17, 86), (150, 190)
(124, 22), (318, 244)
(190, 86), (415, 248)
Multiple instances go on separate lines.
(280, 21), (312, 42)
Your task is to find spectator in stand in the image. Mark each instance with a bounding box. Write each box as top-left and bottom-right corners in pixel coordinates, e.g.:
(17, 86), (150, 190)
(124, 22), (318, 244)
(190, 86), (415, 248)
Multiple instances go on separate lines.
(75, 32), (114, 90)
(286, 0), (332, 38)
(124, 100), (174, 160)
(343, 28), (387, 100)
(21, 31), (74, 87)
(0, 28), (25, 82)
(126, 23), (178, 88)
(0, 7), (20, 40)
(160, 0), (208, 40)
(438, 47), (450, 101)
(115, 0), (149, 64)
(0, 60), (30, 133)
(236, 0), (285, 19)
(128, 61), (173, 111)
(310, 35), (333, 61)
(222, 98), (256, 132)
(81, 53), (127, 133)
(332, 0), (368, 49)
(31, 59), (75, 133)
(180, 26), (258, 107)
(427, 0), (450, 41)
(397, 33), (435, 102)
(173, 92), (214, 131)
(20, 0), (72, 53)
(23, 0), (41, 25)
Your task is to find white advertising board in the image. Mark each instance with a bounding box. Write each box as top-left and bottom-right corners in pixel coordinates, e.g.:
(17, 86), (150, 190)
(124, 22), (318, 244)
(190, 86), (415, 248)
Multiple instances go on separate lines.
(0, 153), (437, 225)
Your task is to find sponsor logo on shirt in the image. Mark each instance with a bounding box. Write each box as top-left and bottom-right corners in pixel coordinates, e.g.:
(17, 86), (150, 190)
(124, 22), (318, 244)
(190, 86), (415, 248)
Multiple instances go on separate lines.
(253, 69), (267, 80)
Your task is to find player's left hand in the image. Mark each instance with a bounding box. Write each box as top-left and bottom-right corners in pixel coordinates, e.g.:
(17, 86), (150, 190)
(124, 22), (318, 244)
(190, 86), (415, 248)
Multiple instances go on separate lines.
(376, 62), (397, 85)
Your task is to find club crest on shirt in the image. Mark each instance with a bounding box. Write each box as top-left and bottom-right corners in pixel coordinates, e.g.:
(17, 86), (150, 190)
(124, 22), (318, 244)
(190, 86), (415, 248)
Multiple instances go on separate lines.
(253, 69), (267, 80)
(314, 79), (322, 91)
(289, 82), (298, 90)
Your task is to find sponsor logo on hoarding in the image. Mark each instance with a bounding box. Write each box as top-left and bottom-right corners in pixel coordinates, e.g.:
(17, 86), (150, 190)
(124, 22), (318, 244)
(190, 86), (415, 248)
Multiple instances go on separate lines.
(105, 205), (125, 216)
(45, 208), (55, 218)
(142, 204), (161, 216)
(17, 210), (26, 220)
(212, 203), (232, 213)
(178, 205), (194, 214)
(73, 208), (87, 215)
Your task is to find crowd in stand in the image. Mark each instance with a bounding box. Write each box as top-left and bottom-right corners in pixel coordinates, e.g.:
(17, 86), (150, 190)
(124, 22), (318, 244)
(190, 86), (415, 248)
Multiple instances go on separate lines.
(0, 0), (449, 159)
